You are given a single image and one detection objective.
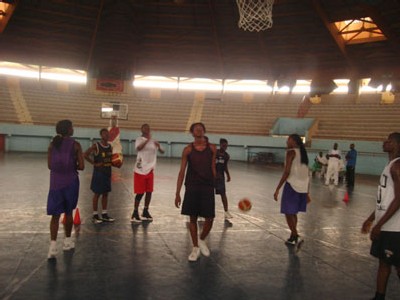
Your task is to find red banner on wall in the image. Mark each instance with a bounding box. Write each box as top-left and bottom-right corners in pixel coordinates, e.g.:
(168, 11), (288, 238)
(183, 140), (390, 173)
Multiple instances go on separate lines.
(96, 79), (124, 92)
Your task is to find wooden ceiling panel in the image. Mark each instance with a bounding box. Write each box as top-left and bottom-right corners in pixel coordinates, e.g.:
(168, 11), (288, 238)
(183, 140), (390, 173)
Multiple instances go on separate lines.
(0, 0), (399, 79)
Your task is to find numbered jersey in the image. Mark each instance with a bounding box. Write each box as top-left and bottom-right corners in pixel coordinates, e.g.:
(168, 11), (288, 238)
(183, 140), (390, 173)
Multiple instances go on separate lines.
(375, 157), (400, 231)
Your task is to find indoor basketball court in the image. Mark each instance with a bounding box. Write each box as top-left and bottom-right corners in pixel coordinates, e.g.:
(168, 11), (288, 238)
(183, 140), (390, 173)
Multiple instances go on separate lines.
(0, 152), (399, 300)
(1, 0), (400, 300)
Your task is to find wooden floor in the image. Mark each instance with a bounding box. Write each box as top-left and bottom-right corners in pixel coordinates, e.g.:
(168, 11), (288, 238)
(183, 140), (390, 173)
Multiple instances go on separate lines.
(0, 152), (399, 300)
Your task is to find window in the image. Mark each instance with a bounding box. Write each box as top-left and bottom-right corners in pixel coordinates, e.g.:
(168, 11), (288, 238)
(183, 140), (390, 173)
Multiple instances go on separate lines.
(334, 17), (386, 45)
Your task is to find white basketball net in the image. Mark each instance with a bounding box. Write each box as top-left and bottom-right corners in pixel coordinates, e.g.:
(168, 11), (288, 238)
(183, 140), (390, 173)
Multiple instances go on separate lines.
(236, 0), (274, 32)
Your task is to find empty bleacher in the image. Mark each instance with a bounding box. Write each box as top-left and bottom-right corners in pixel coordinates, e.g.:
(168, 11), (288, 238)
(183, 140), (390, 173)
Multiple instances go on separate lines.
(0, 85), (19, 124)
(306, 94), (400, 141)
(201, 96), (300, 135)
(1, 78), (193, 132)
(1, 76), (399, 141)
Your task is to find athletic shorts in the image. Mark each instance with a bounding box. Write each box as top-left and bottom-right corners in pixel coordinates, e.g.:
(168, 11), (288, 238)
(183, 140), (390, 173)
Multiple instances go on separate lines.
(280, 182), (307, 215)
(370, 231), (400, 267)
(134, 171), (154, 194)
(90, 170), (111, 194)
(47, 177), (79, 216)
(215, 177), (226, 195)
(181, 185), (215, 218)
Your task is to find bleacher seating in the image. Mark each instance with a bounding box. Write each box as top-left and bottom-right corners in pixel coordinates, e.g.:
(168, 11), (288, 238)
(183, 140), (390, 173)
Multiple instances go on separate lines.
(0, 85), (19, 124)
(1, 78), (193, 132)
(201, 97), (299, 135)
(306, 94), (400, 140)
(1, 76), (399, 141)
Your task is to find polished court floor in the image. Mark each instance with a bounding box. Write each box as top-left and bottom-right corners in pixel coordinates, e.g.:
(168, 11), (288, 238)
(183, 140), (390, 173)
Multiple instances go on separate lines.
(0, 152), (399, 300)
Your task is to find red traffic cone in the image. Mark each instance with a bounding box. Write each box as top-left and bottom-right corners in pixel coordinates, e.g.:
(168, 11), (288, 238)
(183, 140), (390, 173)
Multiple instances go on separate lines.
(343, 191), (349, 203)
(73, 208), (81, 225)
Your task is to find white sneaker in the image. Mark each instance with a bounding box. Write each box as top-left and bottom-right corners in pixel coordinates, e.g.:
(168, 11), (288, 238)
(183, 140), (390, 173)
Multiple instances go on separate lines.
(198, 239), (210, 257)
(47, 243), (58, 259)
(188, 247), (200, 262)
(295, 237), (304, 253)
(63, 237), (75, 251)
(224, 211), (233, 219)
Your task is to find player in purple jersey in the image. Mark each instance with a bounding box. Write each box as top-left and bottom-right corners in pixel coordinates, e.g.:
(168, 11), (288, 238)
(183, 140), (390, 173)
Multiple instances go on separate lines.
(47, 120), (84, 259)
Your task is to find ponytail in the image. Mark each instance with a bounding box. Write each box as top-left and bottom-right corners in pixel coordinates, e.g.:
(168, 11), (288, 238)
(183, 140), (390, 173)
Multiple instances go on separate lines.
(52, 134), (63, 149)
(289, 134), (309, 165)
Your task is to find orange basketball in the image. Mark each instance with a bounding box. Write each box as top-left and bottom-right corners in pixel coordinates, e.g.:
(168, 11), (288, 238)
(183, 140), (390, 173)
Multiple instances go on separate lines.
(111, 153), (123, 168)
(238, 198), (252, 211)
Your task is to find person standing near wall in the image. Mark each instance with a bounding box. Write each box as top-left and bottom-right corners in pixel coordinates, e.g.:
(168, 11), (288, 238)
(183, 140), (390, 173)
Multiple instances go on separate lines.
(274, 134), (310, 248)
(47, 120), (84, 259)
(345, 143), (357, 187)
(131, 124), (164, 223)
(325, 143), (341, 186)
(85, 128), (115, 224)
(175, 122), (217, 261)
(362, 132), (400, 300)
(215, 138), (232, 220)
(311, 151), (327, 178)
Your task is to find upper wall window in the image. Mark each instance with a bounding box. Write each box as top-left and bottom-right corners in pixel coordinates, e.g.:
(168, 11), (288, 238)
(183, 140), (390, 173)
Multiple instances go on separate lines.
(334, 17), (386, 45)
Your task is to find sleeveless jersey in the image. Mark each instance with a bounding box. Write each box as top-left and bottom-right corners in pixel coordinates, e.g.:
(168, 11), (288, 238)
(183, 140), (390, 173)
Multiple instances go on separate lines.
(134, 136), (159, 175)
(49, 137), (78, 190)
(216, 149), (229, 177)
(375, 157), (400, 232)
(286, 148), (309, 193)
(93, 142), (112, 176)
(185, 143), (214, 187)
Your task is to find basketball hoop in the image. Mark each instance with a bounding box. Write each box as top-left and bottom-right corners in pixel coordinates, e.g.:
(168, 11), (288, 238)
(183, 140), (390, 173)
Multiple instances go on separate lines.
(236, 0), (274, 32)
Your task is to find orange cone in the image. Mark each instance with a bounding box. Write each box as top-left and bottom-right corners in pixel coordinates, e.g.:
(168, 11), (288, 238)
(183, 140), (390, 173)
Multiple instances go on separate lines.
(73, 208), (81, 225)
(343, 191), (349, 203)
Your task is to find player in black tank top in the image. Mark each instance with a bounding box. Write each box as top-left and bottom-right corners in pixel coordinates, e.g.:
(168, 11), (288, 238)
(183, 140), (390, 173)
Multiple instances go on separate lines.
(185, 142), (214, 187)
(175, 122), (216, 262)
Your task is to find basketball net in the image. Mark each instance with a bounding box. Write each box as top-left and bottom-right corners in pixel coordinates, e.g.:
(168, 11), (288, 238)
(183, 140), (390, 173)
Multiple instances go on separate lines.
(236, 0), (274, 32)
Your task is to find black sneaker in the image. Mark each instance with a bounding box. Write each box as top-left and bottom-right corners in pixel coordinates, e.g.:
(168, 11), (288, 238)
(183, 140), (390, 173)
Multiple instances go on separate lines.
(130, 210), (142, 223)
(92, 214), (103, 224)
(371, 292), (386, 300)
(101, 213), (115, 222)
(285, 235), (298, 245)
(141, 209), (153, 221)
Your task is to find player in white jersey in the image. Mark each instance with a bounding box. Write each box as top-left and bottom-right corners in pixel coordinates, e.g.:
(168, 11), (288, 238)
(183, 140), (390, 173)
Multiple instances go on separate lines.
(130, 124), (164, 223)
(325, 143), (341, 186)
(362, 132), (400, 300)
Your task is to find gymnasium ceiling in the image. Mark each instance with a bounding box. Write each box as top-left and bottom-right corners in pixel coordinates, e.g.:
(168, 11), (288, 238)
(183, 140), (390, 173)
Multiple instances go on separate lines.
(0, 0), (400, 82)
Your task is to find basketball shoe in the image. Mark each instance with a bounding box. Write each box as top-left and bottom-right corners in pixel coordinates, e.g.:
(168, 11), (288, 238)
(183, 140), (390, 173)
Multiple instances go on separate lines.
(130, 210), (142, 223)
(141, 208), (153, 221)
(63, 237), (75, 251)
(224, 211), (233, 219)
(198, 239), (210, 257)
(92, 214), (103, 224)
(47, 241), (58, 259)
(188, 247), (201, 262)
(101, 213), (115, 222)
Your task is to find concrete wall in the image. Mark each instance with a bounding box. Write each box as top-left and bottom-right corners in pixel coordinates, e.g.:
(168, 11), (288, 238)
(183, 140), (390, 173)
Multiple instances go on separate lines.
(0, 123), (387, 175)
